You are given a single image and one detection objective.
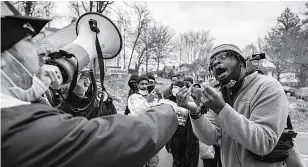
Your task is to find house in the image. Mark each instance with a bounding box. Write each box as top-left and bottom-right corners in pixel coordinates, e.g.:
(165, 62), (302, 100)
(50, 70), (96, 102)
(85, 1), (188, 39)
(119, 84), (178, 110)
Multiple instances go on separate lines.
(34, 27), (60, 41)
(38, 22), (122, 73)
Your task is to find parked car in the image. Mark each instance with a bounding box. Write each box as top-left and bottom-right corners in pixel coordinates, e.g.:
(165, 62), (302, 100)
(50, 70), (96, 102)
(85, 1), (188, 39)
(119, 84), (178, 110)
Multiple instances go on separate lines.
(283, 86), (298, 97)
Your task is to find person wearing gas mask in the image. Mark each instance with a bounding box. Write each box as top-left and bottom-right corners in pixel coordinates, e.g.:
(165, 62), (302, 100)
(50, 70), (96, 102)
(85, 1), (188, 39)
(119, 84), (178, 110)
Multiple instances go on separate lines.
(181, 44), (293, 167)
(124, 74), (139, 115)
(163, 81), (200, 167)
(1, 2), (186, 167)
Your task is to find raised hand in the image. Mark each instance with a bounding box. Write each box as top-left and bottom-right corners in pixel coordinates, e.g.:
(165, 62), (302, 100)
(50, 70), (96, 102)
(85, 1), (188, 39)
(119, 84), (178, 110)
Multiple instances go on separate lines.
(201, 84), (226, 114)
(176, 87), (198, 112)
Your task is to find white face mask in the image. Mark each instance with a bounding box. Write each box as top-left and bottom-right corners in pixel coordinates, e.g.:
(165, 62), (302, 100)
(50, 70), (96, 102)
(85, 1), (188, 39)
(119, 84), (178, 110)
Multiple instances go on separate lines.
(172, 88), (180, 96)
(139, 90), (148, 96)
(1, 52), (49, 102)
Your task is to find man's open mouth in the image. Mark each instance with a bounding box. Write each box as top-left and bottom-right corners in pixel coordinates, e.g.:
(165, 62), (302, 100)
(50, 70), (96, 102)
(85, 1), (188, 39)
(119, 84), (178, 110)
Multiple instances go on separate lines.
(215, 67), (228, 80)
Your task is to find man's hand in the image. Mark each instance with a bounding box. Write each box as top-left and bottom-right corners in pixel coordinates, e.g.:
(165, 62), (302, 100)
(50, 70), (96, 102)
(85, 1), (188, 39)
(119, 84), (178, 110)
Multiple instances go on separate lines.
(201, 84), (226, 114)
(145, 94), (155, 103)
(73, 75), (90, 97)
(176, 87), (198, 113)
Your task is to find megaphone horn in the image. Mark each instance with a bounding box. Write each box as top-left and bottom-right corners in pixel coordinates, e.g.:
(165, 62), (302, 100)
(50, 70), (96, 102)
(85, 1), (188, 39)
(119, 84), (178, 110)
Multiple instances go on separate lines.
(45, 12), (123, 89)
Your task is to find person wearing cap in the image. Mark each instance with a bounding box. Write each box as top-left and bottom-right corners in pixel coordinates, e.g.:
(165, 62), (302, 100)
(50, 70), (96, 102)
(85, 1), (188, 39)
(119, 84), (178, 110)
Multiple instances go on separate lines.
(178, 44), (291, 167)
(127, 75), (161, 167)
(124, 74), (139, 115)
(183, 76), (194, 88)
(127, 75), (156, 116)
(163, 80), (200, 167)
(0, 2), (192, 167)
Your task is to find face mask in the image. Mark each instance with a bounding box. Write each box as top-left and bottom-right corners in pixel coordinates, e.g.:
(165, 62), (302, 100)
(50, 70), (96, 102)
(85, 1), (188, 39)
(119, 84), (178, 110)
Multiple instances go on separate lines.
(1, 52), (49, 102)
(139, 90), (148, 96)
(172, 88), (180, 96)
(218, 62), (242, 88)
(147, 85), (155, 94)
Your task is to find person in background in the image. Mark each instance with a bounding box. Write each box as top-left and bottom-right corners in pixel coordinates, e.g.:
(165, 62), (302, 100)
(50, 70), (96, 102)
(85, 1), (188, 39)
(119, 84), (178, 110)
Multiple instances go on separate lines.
(127, 75), (156, 116)
(171, 74), (180, 83)
(183, 76), (194, 88)
(164, 81), (199, 167)
(1, 2), (180, 167)
(146, 73), (163, 100)
(124, 74), (139, 115)
(163, 74), (180, 99)
(127, 75), (160, 167)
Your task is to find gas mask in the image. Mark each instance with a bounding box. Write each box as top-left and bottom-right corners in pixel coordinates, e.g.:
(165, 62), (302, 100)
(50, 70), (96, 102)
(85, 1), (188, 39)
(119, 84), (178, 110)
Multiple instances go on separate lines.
(1, 51), (50, 102)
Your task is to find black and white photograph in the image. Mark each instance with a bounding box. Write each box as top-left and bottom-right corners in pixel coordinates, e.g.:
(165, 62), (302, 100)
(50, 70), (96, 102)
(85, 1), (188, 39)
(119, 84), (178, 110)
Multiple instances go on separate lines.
(1, 1), (308, 167)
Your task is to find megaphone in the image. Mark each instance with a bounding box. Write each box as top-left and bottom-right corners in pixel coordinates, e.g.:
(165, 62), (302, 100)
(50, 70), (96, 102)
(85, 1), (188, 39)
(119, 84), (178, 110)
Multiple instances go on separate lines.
(44, 12), (122, 89)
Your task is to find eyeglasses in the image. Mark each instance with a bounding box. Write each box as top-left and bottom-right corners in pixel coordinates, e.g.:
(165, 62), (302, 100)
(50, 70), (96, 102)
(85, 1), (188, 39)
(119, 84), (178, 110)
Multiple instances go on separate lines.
(209, 51), (230, 71)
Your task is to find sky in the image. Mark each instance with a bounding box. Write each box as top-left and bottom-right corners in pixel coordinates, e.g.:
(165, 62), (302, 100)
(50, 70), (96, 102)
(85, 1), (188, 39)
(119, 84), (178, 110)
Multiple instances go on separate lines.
(51, 1), (307, 49)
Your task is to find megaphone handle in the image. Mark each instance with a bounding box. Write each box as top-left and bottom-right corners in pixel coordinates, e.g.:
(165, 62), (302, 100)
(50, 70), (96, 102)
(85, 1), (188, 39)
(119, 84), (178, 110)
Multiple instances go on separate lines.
(68, 56), (79, 95)
(95, 31), (108, 112)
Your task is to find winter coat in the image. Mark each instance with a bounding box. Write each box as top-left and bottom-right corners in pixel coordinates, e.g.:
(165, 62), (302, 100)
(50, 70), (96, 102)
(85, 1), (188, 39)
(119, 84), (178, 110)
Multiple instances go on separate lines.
(191, 71), (289, 167)
(1, 93), (178, 167)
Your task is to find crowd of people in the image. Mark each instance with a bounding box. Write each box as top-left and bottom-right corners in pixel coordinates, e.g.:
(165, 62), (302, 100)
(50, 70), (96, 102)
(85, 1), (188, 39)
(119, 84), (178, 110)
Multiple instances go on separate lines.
(1, 1), (306, 167)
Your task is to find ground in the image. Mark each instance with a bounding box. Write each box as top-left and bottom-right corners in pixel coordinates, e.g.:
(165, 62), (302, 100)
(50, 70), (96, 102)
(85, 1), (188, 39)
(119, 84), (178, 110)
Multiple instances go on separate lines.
(103, 75), (308, 167)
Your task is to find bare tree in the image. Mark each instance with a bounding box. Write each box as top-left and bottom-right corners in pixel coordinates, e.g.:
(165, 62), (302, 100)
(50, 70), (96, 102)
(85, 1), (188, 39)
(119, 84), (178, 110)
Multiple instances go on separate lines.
(69, 1), (114, 19)
(127, 2), (152, 70)
(115, 7), (132, 69)
(148, 24), (175, 72)
(11, 1), (58, 27)
(134, 24), (159, 73)
(242, 43), (258, 58)
(175, 30), (214, 77)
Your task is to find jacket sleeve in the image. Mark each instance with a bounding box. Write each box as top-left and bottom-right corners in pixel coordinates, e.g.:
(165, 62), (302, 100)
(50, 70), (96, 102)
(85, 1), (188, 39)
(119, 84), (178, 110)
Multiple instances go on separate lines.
(191, 110), (221, 145)
(3, 104), (178, 167)
(215, 80), (289, 155)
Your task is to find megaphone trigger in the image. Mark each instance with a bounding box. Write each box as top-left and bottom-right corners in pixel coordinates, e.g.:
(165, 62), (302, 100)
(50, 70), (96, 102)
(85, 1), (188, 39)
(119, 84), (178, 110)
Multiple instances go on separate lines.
(89, 19), (100, 33)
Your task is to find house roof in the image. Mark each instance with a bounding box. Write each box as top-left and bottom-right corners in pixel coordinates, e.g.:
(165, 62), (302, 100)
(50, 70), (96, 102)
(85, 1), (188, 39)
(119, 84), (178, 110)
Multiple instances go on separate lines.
(45, 27), (60, 32)
(39, 22), (77, 51)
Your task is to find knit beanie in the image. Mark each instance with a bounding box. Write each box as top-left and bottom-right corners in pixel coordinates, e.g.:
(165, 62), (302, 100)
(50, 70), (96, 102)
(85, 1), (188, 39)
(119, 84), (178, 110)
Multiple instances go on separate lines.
(173, 80), (185, 88)
(183, 76), (194, 84)
(128, 74), (139, 83)
(210, 44), (246, 63)
(147, 73), (155, 81)
(170, 74), (179, 80)
(137, 75), (149, 84)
